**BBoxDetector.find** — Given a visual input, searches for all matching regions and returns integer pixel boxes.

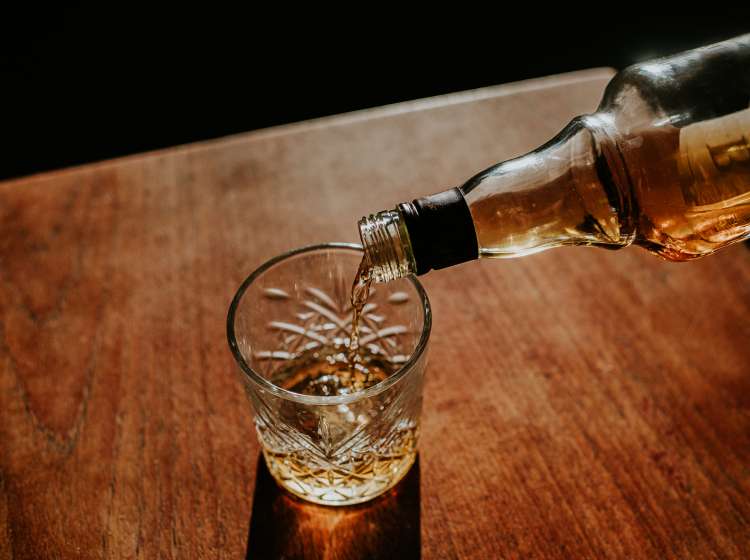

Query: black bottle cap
[398,187,479,275]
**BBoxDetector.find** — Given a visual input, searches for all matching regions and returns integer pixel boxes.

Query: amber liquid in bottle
[468,108,750,262]
[625,110,750,260]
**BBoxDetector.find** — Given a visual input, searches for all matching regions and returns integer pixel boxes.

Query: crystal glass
[227,243,431,506]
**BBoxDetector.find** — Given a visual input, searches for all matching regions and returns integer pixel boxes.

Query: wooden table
[2,68,749,559]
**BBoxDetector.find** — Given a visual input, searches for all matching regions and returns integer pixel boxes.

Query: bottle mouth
[360,188,478,281]
[358,210,415,283]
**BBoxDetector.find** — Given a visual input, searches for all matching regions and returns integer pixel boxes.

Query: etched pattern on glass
[249,284,421,505]
[254,286,413,376]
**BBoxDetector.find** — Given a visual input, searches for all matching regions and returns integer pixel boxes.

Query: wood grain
[1,68,749,559]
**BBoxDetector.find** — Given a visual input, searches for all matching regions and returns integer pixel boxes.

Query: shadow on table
[246,454,421,560]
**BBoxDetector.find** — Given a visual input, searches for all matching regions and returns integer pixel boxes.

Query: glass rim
[226,242,432,406]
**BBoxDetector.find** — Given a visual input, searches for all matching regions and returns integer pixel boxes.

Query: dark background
[2,6,748,181]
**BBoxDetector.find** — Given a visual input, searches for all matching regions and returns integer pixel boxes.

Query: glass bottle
[359,34,750,283]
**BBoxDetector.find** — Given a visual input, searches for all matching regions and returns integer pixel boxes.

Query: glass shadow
[246,454,421,560]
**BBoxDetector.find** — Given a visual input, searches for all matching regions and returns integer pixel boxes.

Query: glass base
[262,448,417,506]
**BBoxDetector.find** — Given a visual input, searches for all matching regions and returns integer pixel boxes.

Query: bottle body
[360,34,750,281]
[597,38,750,260]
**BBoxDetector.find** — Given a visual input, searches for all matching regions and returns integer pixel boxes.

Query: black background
[2,5,748,180]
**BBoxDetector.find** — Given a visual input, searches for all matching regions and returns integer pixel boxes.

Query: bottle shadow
[245,454,421,560]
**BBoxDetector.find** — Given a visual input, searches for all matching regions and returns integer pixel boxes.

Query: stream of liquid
[266,255,384,396]
[348,255,373,368]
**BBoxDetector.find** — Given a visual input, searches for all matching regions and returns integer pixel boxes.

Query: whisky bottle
[359,34,750,282]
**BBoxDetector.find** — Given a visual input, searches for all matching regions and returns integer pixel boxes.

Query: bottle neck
[359,115,635,280]
[462,116,633,258]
